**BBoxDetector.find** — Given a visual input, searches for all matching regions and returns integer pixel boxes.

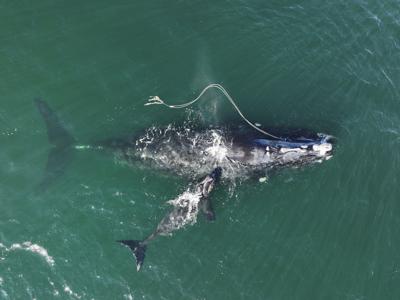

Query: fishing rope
[145,83,281,140]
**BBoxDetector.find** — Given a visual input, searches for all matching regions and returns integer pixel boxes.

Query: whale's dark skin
[98,124,333,182]
[35,99,334,271]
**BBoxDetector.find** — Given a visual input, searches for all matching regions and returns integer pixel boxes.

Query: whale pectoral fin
[199,167,222,221]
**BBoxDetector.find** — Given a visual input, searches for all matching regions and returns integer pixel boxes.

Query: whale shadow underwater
[34,99,334,271]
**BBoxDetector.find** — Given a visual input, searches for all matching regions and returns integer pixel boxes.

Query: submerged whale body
[35,99,334,271]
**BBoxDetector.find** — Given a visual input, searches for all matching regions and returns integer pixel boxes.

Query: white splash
[205,131,228,162]
[49,279,60,296]
[167,190,202,227]
[0,128,18,136]
[63,284,81,299]
[75,145,103,150]
[0,242,55,267]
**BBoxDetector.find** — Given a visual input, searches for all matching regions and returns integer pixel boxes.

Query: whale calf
[35,99,334,271]
[118,167,222,271]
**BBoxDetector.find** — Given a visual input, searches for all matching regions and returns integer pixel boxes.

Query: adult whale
[34,98,334,271]
[35,99,333,183]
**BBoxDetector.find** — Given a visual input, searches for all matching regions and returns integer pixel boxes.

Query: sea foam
[0,241,55,267]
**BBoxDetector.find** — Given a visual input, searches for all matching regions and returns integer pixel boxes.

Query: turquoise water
[1,1,400,299]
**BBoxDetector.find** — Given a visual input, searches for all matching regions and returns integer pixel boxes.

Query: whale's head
[251,133,334,167]
[313,134,334,159]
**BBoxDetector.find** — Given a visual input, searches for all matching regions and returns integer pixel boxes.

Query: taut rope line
[145,83,281,140]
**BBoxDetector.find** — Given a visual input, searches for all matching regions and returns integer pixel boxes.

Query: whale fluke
[34,99,75,190]
[117,240,147,271]
[34,99,75,147]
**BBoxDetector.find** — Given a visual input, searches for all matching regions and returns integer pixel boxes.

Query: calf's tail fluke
[34,99,76,191]
[117,240,147,272]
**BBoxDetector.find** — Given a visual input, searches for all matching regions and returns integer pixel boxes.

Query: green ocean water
[1,1,400,299]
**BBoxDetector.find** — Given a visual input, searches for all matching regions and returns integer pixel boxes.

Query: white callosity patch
[259,177,268,183]
[312,143,333,156]
[279,147,306,154]
[0,242,55,267]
